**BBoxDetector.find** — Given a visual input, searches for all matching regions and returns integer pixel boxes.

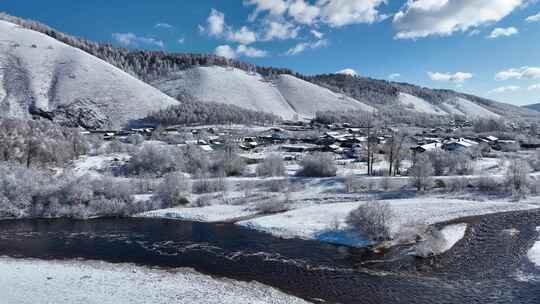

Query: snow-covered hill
[275,74,375,118]
[398,93,501,118]
[524,103,540,112]
[0,20,178,129]
[151,66,297,120]
[152,66,376,120]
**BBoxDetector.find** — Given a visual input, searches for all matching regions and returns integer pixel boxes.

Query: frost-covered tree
[347,201,394,243]
[296,153,337,177]
[505,158,531,198]
[410,154,434,191]
[256,154,286,177]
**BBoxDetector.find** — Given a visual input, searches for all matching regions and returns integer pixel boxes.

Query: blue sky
[1,0,540,105]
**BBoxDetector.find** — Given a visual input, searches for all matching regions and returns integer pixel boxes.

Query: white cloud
[215,44,268,59]
[237,45,269,57]
[393,0,523,39]
[288,0,320,25]
[528,84,540,91]
[468,29,481,36]
[203,9,258,45]
[227,26,257,44]
[310,29,324,39]
[206,9,226,36]
[244,0,289,21]
[488,85,520,94]
[215,45,237,59]
[285,39,328,55]
[262,21,300,40]
[428,71,473,83]
[336,68,358,76]
[495,67,540,80]
[178,38,185,44]
[389,73,401,79]
[112,33,164,49]
[526,12,540,22]
[487,27,518,39]
[317,0,387,27]
[244,0,387,27]
[155,22,173,29]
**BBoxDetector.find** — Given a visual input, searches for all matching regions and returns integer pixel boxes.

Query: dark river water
[0,211,539,304]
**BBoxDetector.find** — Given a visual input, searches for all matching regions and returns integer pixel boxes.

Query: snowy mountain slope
[523,103,540,112]
[275,74,376,118]
[398,93,446,116]
[151,66,376,120]
[308,74,536,120]
[442,97,500,119]
[0,20,178,129]
[397,93,501,118]
[151,66,297,120]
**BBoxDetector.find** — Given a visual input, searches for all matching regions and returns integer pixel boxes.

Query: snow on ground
[69,153,130,177]
[151,66,297,120]
[239,198,538,240]
[240,202,359,240]
[439,223,468,253]
[528,227,540,267]
[139,204,257,222]
[0,20,178,128]
[0,257,309,304]
[398,93,446,116]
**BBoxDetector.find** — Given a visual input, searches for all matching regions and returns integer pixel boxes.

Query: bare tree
[410,154,434,191]
[384,131,408,176]
[505,158,531,198]
[346,201,394,242]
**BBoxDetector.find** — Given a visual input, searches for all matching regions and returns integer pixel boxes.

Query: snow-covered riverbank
[0,257,310,304]
[139,195,539,252]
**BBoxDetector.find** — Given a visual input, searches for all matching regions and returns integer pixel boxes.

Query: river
[0,210,539,304]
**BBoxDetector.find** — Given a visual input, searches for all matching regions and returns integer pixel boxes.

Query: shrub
[154,172,191,208]
[475,176,501,193]
[256,154,286,177]
[346,201,394,243]
[127,145,183,176]
[296,153,337,177]
[446,177,470,193]
[0,162,165,219]
[255,196,289,214]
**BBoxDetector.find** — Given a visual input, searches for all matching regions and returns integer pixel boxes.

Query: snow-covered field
[0,20,178,128]
[0,257,309,304]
